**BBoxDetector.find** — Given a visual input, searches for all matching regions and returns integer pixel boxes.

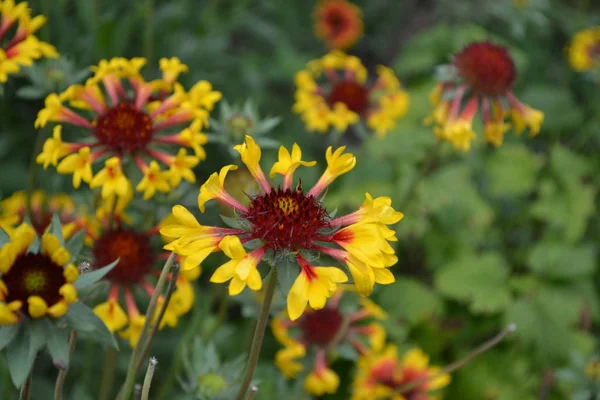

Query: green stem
[98,348,117,400]
[140,358,157,400]
[53,331,78,400]
[142,0,154,61]
[119,253,176,400]
[19,371,32,400]
[234,269,278,400]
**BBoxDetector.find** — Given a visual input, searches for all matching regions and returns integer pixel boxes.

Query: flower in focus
[314,0,363,50]
[352,346,450,400]
[567,27,600,74]
[0,223,79,323]
[426,41,544,150]
[79,196,199,347]
[293,52,409,138]
[161,136,402,321]
[0,190,83,237]
[272,290,387,396]
[0,0,58,82]
[35,57,222,199]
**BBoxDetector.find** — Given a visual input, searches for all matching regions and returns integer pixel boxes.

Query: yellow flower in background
[352,346,450,400]
[0,223,79,323]
[0,0,58,82]
[568,27,600,73]
[162,136,402,321]
[293,52,409,138]
[426,41,544,150]
[35,57,221,199]
[314,0,363,50]
[272,289,387,396]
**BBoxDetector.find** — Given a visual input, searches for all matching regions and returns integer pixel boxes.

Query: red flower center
[94,103,153,153]
[324,8,348,38]
[300,307,344,346]
[589,42,600,59]
[328,81,369,115]
[242,187,328,251]
[92,228,156,285]
[453,41,516,96]
[2,253,66,315]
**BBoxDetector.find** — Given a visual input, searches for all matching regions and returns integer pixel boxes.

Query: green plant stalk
[19,371,32,400]
[234,268,278,400]
[53,331,78,400]
[134,263,180,373]
[119,253,176,400]
[99,348,118,400]
[140,358,157,400]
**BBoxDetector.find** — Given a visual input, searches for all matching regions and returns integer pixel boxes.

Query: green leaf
[378,278,444,325]
[519,85,584,131]
[63,302,118,349]
[74,259,119,290]
[0,227,9,246]
[49,213,64,245]
[27,319,49,357]
[528,243,597,280]
[336,342,359,361]
[435,253,512,314]
[6,329,34,388]
[46,327,70,369]
[65,230,85,262]
[484,144,541,197]
[0,324,20,351]
[275,260,299,297]
[15,86,45,100]
[220,214,242,229]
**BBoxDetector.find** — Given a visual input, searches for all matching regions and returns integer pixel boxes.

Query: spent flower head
[272,289,387,396]
[0,0,58,83]
[35,57,222,200]
[313,0,363,50]
[293,51,409,138]
[161,135,403,321]
[425,41,544,150]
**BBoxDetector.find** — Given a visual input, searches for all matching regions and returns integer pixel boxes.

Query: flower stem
[19,371,32,400]
[98,347,117,400]
[392,323,517,396]
[140,357,157,400]
[119,253,176,400]
[53,331,78,400]
[26,132,45,219]
[234,268,278,400]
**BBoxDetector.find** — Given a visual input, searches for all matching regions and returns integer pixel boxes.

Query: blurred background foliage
[1,0,600,399]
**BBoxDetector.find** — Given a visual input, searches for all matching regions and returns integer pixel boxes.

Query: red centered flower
[425,40,544,149]
[94,103,153,153]
[453,42,516,96]
[314,0,363,50]
[328,80,370,115]
[272,290,388,396]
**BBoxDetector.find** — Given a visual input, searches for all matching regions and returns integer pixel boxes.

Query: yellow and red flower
[568,26,600,73]
[79,196,199,347]
[352,345,450,400]
[0,190,83,237]
[0,223,79,324]
[273,290,387,396]
[0,0,58,82]
[314,0,363,50]
[293,52,409,138]
[161,136,402,321]
[35,57,221,199]
[426,41,544,150]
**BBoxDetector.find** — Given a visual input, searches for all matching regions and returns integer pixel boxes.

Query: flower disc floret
[162,135,403,321]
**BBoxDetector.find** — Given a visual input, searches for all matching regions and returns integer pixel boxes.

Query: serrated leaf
[484,144,541,197]
[528,243,596,279]
[46,327,70,369]
[62,302,118,349]
[0,324,20,351]
[6,329,34,388]
[378,278,444,325]
[74,259,118,290]
[435,253,511,314]
[49,213,64,245]
[65,230,85,262]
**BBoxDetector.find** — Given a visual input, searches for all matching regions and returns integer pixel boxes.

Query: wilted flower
[426,41,544,149]
[0,0,58,82]
[161,135,402,321]
[352,346,450,400]
[78,194,199,347]
[35,57,221,199]
[0,190,83,237]
[314,0,363,50]
[567,27,600,74]
[272,290,387,396]
[293,51,409,138]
